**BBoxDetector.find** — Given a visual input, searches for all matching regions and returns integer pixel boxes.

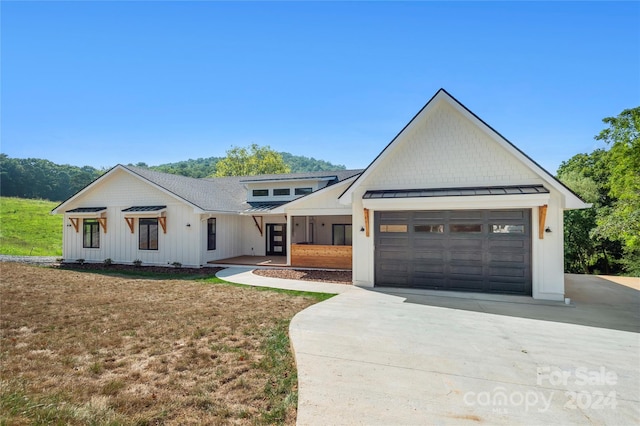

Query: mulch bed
[56,262,223,276]
[253,269,352,285]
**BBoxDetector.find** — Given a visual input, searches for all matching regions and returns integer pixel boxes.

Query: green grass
[258,319,300,423]
[0,197,63,256]
[57,266,336,303]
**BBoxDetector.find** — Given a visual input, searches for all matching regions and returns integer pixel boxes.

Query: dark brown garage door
[375,210,531,295]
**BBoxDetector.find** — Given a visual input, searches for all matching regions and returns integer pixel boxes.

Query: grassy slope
[0,197,62,256]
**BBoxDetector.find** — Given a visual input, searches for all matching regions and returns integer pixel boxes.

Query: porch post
[286,214,292,266]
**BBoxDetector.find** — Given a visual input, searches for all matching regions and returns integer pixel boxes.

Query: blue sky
[2,1,639,174]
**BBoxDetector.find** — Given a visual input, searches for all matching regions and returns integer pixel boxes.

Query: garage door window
[450,224,482,233]
[491,224,525,233]
[380,224,408,233]
[414,224,444,233]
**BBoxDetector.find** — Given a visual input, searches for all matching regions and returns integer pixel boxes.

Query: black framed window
[253,189,269,197]
[83,219,100,248]
[273,188,290,196]
[332,224,352,246]
[139,218,159,250]
[295,187,312,195]
[207,218,216,250]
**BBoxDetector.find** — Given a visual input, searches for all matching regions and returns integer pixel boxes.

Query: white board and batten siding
[62,168,201,267]
[201,214,244,263]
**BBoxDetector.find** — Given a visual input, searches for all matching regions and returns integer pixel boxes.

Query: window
[139,218,159,250]
[295,187,312,195]
[333,224,352,245]
[379,224,408,233]
[273,188,290,196]
[450,224,482,233]
[207,218,216,250]
[491,224,524,234]
[253,189,269,197]
[414,224,444,233]
[83,219,100,248]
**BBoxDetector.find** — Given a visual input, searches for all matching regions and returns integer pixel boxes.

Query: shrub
[132,259,142,267]
[103,258,113,267]
[76,258,85,265]
[171,262,182,268]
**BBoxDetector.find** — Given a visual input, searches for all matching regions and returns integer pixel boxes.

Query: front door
[266,223,287,256]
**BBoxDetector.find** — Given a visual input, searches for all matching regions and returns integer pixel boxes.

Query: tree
[593,107,640,260]
[558,160,622,274]
[214,144,290,177]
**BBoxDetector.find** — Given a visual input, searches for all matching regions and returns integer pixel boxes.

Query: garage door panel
[450,251,483,261]
[489,253,526,263]
[489,266,526,278]
[378,238,409,247]
[450,210,483,220]
[489,281,526,293]
[450,239,484,250]
[413,251,445,261]
[413,265,446,275]
[413,238,446,248]
[375,209,531,295]
[380,251,410,261]
[413,211,446,220]
[410,278,447,289]
[488,210,527,220]
[449,278,484,291]
[378,211,410,221]
[488,239,527,250]
[450,264,484,275]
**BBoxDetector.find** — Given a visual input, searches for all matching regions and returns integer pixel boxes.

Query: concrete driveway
[290,274,640,425]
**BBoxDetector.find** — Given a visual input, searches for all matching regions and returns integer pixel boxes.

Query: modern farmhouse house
[52,89,587,301]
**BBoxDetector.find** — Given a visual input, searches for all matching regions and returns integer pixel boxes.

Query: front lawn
[0,263,324,425]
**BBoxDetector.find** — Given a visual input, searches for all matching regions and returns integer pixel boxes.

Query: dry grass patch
[0,263,321,425]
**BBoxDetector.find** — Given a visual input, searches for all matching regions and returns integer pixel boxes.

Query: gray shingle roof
[123,165,363,213]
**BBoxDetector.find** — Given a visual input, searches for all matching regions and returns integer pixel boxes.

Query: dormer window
[295,187,313,195]
[253,189,269,197]
[274,188,291,196]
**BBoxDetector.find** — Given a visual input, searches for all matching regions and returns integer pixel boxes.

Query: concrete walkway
[217,268,640,425]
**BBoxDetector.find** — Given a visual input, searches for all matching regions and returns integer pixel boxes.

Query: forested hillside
[0,152,346,202]
[0,155,102,202]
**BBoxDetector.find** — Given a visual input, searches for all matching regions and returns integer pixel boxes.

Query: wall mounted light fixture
[545,226,551,233]
[360,226,365,232]
[186,223,191,227]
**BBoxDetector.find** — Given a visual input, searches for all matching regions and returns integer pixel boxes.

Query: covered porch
[289,214,353,270]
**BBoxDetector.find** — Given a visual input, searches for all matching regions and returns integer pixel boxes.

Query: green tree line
[0,155,103,202]
[0,150,346,202]
[558,107,639,276]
